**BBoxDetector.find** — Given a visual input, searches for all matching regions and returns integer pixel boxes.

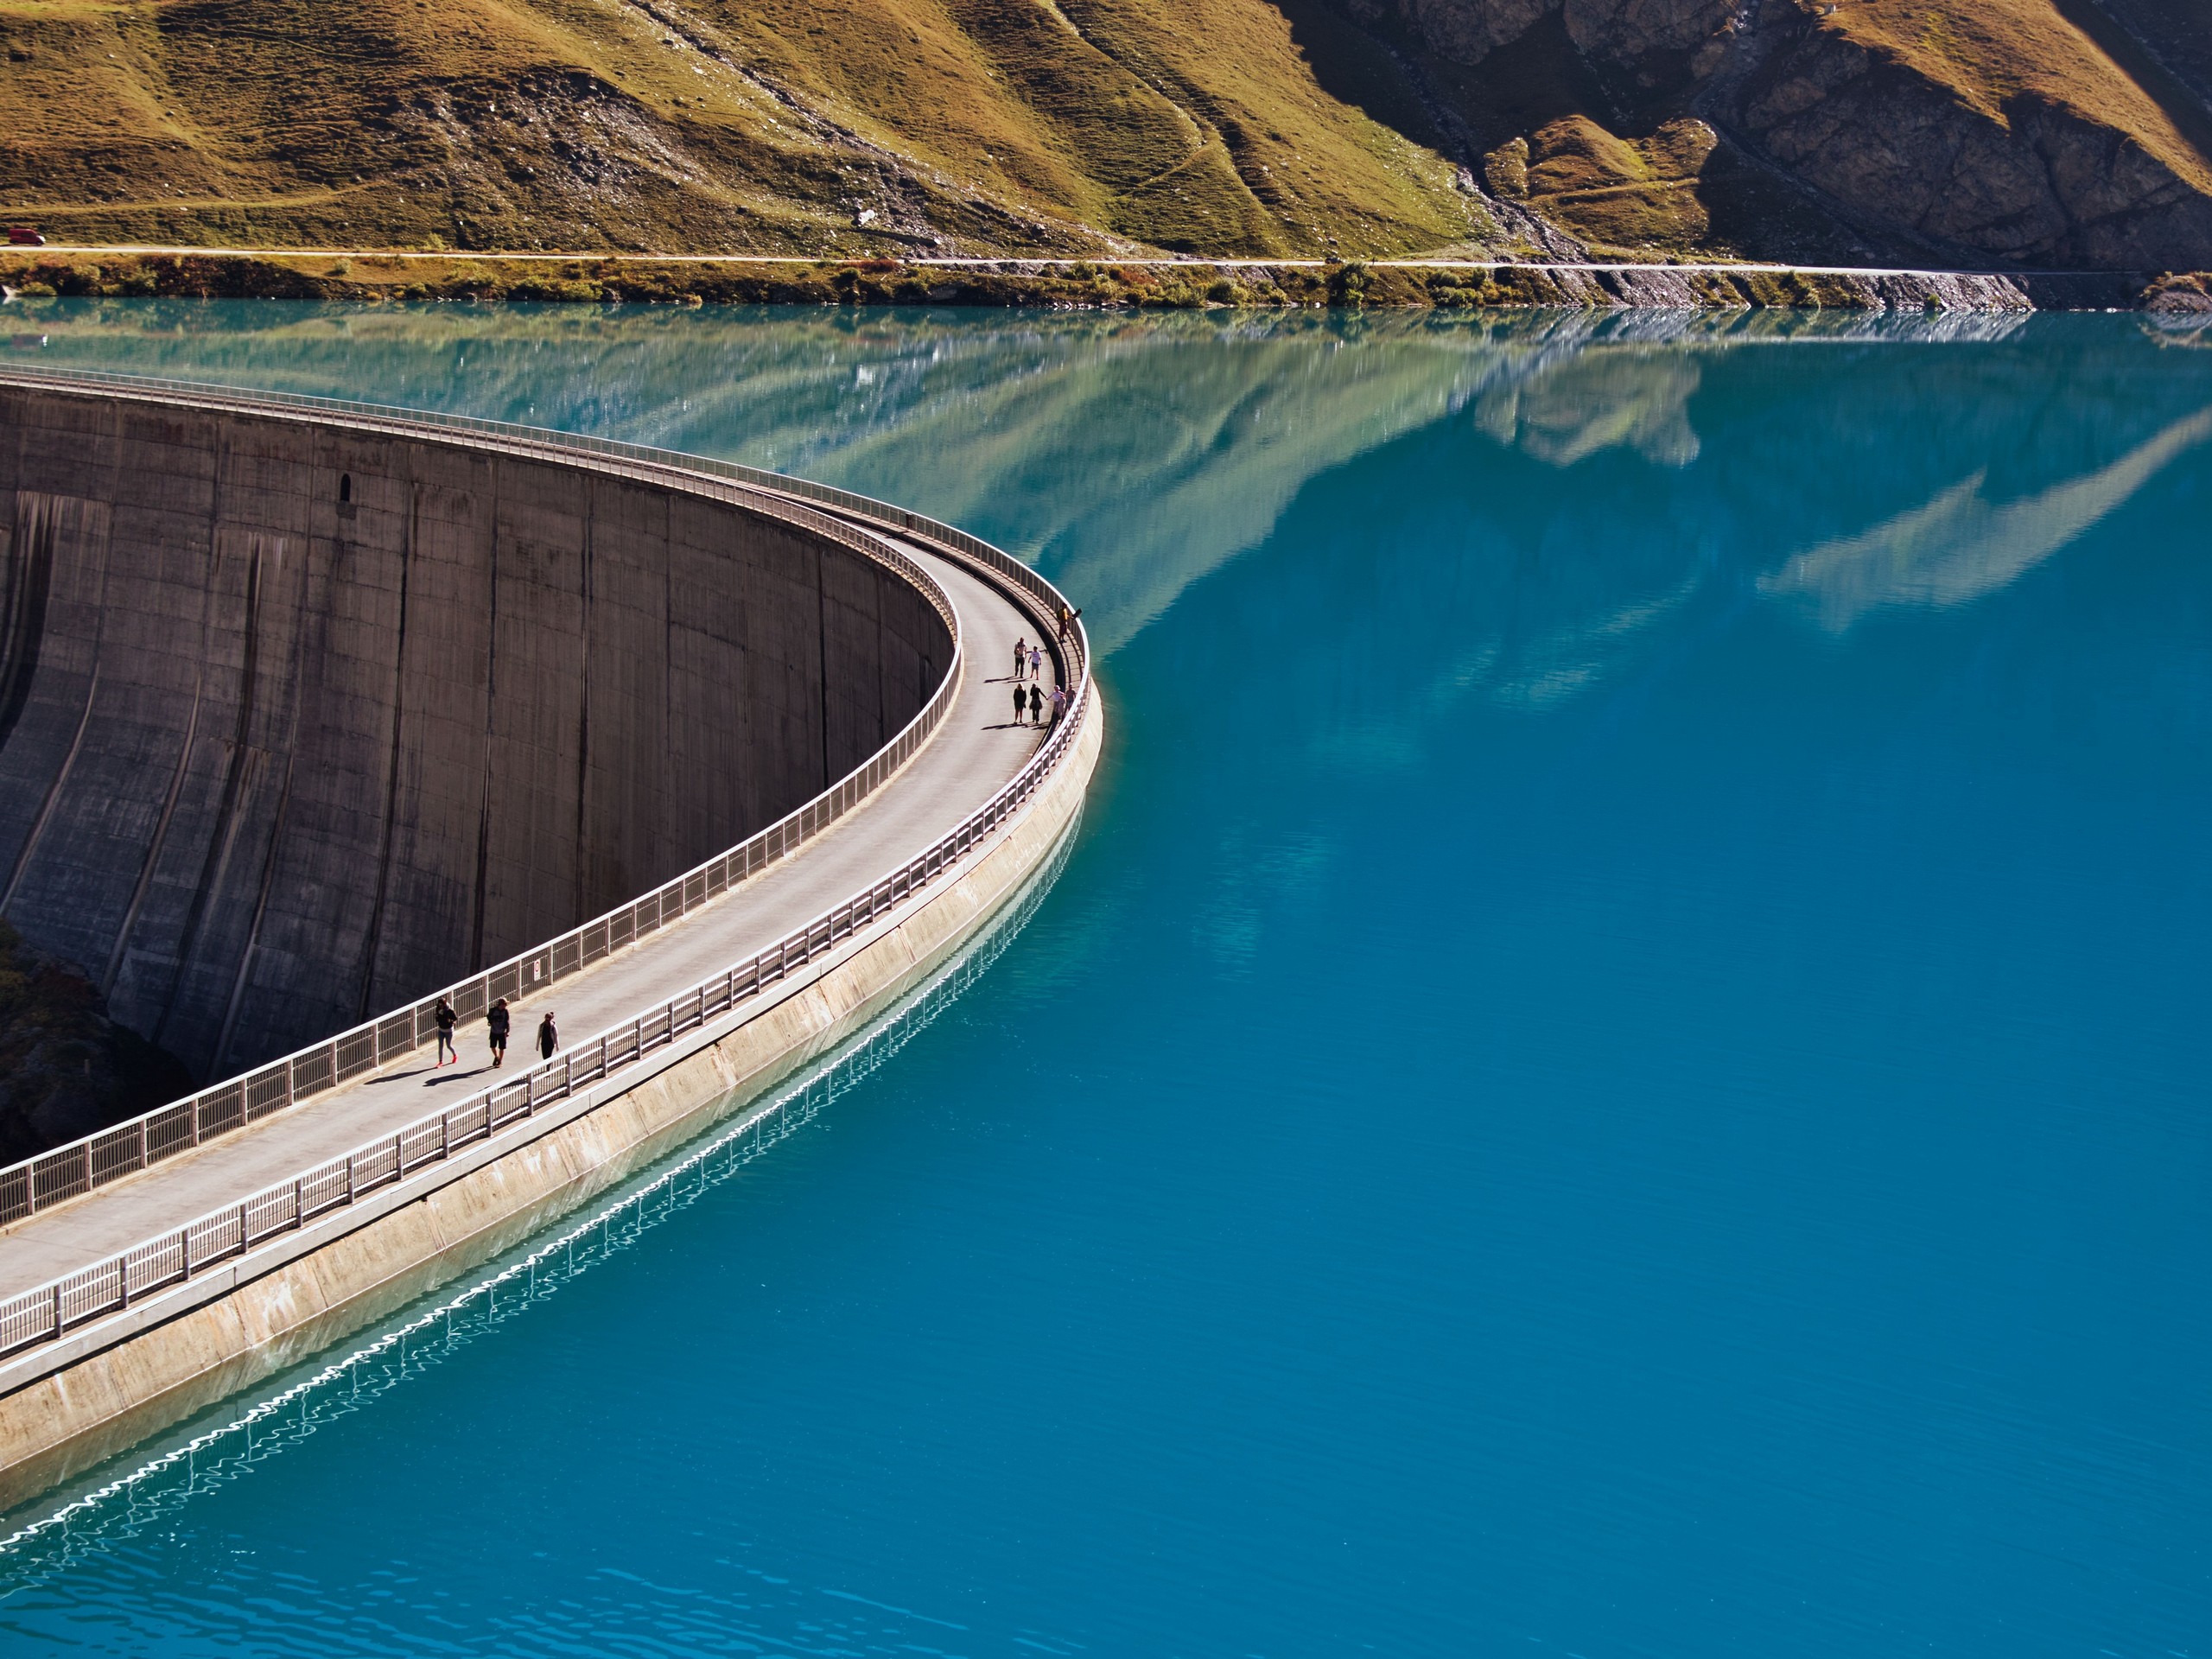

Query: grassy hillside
[0,0,1491,257]
[3,0,2209,267]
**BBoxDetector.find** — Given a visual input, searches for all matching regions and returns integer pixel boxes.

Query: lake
[0,300,2206,1656]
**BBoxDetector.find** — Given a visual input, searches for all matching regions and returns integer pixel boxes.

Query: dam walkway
[0,534,1058,1304]
[0,375,1096,1391]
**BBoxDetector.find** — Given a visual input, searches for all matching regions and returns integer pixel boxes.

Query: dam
[0,367,1101,1510]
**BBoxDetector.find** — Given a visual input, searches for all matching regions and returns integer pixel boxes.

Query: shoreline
[4,250,2208,314]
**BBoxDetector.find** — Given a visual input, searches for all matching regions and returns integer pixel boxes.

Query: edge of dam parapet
[0,373,1103,1512]
[0,368,967,1224]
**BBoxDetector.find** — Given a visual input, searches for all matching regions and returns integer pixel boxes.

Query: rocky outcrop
[1343,0,2212,271]
[1727,14,2212,272]
[1352,0,1733,74]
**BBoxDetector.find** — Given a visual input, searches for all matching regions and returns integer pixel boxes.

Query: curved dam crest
[0,383,952,1087]
[0,371,1101,1515]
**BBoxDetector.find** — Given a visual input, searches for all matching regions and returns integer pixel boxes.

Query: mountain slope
[0,0,1488,256]
[1356,0,2212,269]
[3,0,2210,269]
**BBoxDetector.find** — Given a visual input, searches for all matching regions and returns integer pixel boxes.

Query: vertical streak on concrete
[1,664,100,917]
[154,536,270,1058]
[816,543,831,790]
[213,534,314,1075]
[355,483,417,1021]
[469,465,501,973]
[211,748,297,1077]
[572,476,594,924]
[0,495,58,756]
[105,465,226,999]
[106,658,207,997]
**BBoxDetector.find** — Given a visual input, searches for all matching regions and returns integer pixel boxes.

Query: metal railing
[0,369,979,1226]
[0,367,1093,1363]
[0,584,1089,1365]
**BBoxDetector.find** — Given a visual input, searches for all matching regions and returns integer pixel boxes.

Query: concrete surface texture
[0,385,952,1084]
[0,380,1101,1512]
[0,534,1057,1299]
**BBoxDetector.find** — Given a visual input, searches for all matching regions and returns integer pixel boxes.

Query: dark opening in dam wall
[0,384,953,1093]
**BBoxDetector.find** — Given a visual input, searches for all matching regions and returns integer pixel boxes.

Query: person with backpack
[434,996,458,1067]
[486,998,512,1068]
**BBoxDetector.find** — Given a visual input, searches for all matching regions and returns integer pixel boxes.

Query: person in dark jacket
[434,997,457,1067]
[1028,683,1044,725]
[486,998,511,1068]
[1013,682,1027,725]
[537,1011,559,1061]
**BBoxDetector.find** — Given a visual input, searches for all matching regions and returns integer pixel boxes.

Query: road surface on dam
[0,532,1052,1297]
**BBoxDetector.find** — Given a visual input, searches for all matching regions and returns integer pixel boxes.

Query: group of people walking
[1008,635,1069,728]
[433,995,559,1071]
[421,607,1093,1072]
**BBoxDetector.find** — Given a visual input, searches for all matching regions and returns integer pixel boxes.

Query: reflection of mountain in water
[1763,408,2212,631]
[1475,350,1703,468]
[18,303,2199,699]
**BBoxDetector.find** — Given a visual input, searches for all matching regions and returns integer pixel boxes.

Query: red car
[7,226,44,246]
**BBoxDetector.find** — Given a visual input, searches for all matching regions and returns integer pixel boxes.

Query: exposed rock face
[1731,18,2212,270]
[1357,0,1733,71]
[1345,0,2212,270]
[1560,0,1738,81]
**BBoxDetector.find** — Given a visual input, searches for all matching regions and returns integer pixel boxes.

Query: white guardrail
[0,368,1093,1361]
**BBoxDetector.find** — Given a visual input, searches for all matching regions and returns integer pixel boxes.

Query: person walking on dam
[1013,681,1027,725]
[1028,683,1044,726]
[1028,644,1044,682]
[1012,638,1027,682]
[486,998,511,1069]
[434,997,457,1067]
[537,1012,559,1062]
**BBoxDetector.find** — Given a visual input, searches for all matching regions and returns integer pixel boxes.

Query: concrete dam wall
[0,384,953,1086]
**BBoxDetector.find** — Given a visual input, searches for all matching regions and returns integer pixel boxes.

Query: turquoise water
[1,303,2208,1656]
